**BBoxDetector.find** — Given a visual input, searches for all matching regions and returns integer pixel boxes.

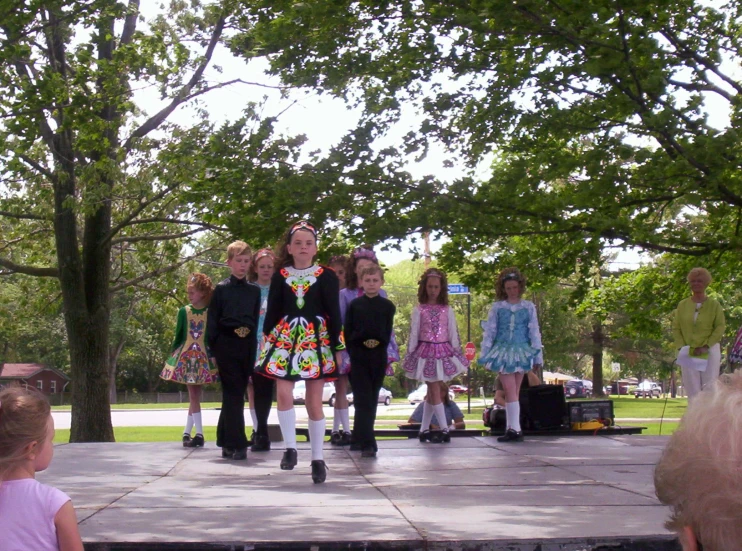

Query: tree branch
[110,228,204,245]
[0,257,58,277]
[0,210,49,221]
[123,11,228,149]
[103,183,180,244]
[17,152,57,183]
[120,217,228,232]
[119,0,139,45]
[109,248,218,293]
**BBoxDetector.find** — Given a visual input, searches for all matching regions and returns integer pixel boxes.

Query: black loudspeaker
[520,384,567,430]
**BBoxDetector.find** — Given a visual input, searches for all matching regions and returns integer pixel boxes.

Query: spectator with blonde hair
[672,267,725,401]
[655,370,742,550]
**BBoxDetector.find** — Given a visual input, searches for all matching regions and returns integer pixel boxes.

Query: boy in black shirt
[346,265,396,457]
[207,241,261,460]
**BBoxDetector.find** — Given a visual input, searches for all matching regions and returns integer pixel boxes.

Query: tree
[235,0,742,269]
[0,1,345,441]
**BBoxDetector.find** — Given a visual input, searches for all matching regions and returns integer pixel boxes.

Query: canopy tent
[542,371,576,384]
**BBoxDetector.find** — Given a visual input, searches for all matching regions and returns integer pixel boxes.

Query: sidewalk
[41,435,677,550]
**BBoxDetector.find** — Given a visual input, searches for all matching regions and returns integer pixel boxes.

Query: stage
[41,435,679,550]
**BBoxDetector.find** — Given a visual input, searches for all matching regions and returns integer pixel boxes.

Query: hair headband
[503,272,519,281]
[353,248,377,262]
[289,220,317,239]
[255,248,275,261]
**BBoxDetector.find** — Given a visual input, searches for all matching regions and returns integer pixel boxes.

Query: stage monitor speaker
[520,384,567,430]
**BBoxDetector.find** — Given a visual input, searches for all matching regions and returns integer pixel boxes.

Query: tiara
[255,248,274,261]
[353,248,377,261]
[289,220,317,238]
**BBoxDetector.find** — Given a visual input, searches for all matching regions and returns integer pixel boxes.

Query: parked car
[408,384,455,404]
[449,385,468,395]
[347,387,393,406]
[292,381,337,406]
[564,379,593,398]
[634,381,662,398]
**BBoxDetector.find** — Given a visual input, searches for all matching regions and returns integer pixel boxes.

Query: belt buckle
[363,339,380,349]
[234,327,251,338]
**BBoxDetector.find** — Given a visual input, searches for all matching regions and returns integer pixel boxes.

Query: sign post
[464,342,476,413]
[448,284,472,412]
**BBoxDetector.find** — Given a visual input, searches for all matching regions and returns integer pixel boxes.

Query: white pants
[681,343,721,401]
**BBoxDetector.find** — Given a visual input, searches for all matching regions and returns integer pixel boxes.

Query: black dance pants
[251,372,275,437]
[214,335,255,450]
[349,350,387,451]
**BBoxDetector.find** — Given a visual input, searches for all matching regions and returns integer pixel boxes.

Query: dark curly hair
[417,268,448,305]
[495,267,526,301]
[346,245,379,290]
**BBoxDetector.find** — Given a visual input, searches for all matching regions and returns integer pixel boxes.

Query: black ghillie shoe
[340,431,352,446]
[246,430,255,447]
[429,431,443,443]
[186,434,205,448]
[311,460,327,483]
[182,434,192,447]
[329,431,342,446]
[250,433,271,452]
[280,448,298,470]
[441,430,451,443]
[497,429,524,443]
[221,447,235,459]
[418,430,431,442]
[361,448,377,458]
[231,448,248,460]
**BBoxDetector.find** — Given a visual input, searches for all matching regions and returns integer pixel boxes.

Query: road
[52,399,487,429]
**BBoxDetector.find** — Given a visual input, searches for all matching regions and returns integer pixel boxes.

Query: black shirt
[345,294,396,351]
[207,275,261,349]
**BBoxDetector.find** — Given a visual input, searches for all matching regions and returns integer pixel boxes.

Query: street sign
[448,284,469,294]
[464,342,476,361]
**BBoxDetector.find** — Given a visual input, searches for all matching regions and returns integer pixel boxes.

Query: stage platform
[41,435,679,551]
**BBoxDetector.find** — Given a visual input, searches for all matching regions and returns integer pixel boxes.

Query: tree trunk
[592,321,605,398]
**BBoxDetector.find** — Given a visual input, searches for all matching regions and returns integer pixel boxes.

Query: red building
[0,363,71,395]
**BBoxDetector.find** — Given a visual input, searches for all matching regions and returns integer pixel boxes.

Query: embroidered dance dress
[256,265,345,381]
[402,304,469,382]
[255,283,270,363]
[160,305,219,384]
[478,300,543,373]
[339,287,400,376]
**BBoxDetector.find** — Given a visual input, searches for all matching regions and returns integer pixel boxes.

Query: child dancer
[160,273,217,448]
[247,248,277,452]
[478,267,543,442]
[346,265,396,457]
[328,255,349,290]
[336,246,399,448]
[0,387,84,551]
[403,268,469,443]
[256,220,345,483]
[206,241,262,460]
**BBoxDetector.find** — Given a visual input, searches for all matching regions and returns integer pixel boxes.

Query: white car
[292,380,337,406]
[347,387,393,406]
[408,384,455,404]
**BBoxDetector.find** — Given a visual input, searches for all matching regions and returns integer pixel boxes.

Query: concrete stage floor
[40,435,680,550]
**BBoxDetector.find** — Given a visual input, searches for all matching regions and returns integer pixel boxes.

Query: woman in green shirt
[672,267,725,401]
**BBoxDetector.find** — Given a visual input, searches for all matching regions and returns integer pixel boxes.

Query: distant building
[0,363,70,395]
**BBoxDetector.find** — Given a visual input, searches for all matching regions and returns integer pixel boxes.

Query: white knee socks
[184,415,194,435]
[192,412,203,435]
[432,403,447,431]
[309,418,326,460]
[278,408,297,449]
[333,408,341,432]
[421,401,434,431]
[339,408,350,433]
[249,408,258,432]
[505,401,522,433]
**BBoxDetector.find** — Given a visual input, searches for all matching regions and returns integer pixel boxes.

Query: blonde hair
[226,240,251,261]
[687,267,712,286]
[0,386,51,479]
[654,370,742,549]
